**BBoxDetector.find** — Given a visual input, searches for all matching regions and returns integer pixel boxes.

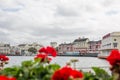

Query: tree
[55,47,58,52]
[28,47,37,54]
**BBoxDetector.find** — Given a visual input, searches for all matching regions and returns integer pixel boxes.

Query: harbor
[5,56,110,73]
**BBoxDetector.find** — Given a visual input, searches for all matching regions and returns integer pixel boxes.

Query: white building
[50,42,57,48]
[0,42,10,54]
[10,46,21,55]
[18,42,43,55]
[98,32,120,58]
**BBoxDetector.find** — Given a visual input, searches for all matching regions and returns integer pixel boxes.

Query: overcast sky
[0,0,120,46]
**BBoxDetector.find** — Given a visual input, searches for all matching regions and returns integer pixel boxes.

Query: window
[67,47,69,50]
[90,46,92,49]
[113,43,118,48]
[114,39,117,41]
[96,45,98,48]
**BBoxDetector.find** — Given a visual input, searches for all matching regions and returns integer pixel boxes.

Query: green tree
[55,47,58,52]
[28,47,37,54]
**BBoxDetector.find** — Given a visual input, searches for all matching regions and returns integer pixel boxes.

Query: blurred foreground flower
[107,49,120,80]
[38,46,57,57]
[52,66,83,80]
[34,46,56,63]
[0,55,9,69]
[0,75,16,80]
[34,53,52,63]
[107,49,120,66]
[0,55,9,62]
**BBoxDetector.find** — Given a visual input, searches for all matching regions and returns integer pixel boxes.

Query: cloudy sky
[0,0,120,46]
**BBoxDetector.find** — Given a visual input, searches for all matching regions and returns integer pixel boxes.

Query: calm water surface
[5,56,110,73]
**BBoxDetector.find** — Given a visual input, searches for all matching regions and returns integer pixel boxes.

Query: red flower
[59,66,73,80]
[0,55,9,61]
[107,49,120,65]
[34,53,52,63]
[70,69,83,78]
[9,77,16,80]
[38,46,57,57]
[34,53,48,62]
[52,70,62,80]
[39,47,47,53]
[0,75,8,80]
[52,67,71,80]
[46,46,57,57]
[0,75,16,80]
[35,46,57,63]
[52,66,83,80]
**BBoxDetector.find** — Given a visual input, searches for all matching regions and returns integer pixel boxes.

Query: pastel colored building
[0,42,10,54]
[98,32,120,58]
[88,40,101,53]
[58,43,74,54]
[73,38,89,53]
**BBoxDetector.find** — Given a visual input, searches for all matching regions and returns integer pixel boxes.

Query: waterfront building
[50,42,57,48]
[98,32,120,58]
[58,43,74,54]
[18,42,43,55]
[0,42,10,54]
[18,43,26,50]
[10,46,21,55]
[73,37,89,54]
[88,40,101,53]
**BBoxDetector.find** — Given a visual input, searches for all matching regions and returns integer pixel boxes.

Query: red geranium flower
[39,47,47,53]
[107,49,120,65]
[34,53,52,63]
[38,46,57,57]
[9,77,16,80]
[0,75,16,80]
[59,66,73,80]
[52,66,83,80]
[0,55,9,61]
[70,69,83,78]
[34,53,48,62]
[46,46,57,57]
[0,75,8,80]
[52,67,71,80]
[35,46,57,63]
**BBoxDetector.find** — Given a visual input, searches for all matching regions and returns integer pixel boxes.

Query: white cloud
[0,0,120,46]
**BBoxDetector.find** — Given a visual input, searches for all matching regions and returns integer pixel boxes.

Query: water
[4,56,111,73]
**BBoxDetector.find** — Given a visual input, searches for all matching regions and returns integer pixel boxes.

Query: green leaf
[0,66,20,76]
[21,60,33,67]
[84,72,98,80]
[47,64,60,71]
[92,67,111,80]
[34,58,41,62]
